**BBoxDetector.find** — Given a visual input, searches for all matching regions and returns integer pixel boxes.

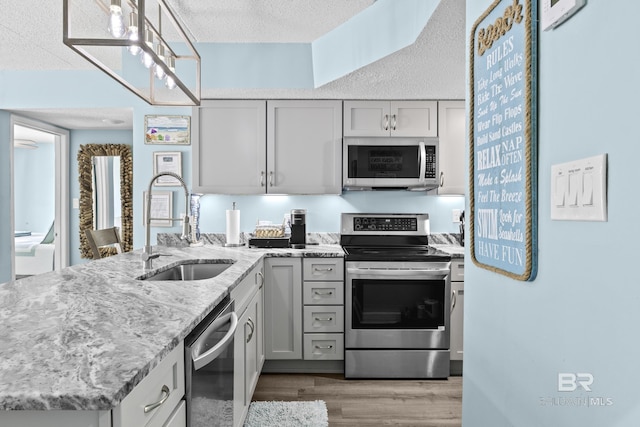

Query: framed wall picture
[144,115,191,145]
[153,151,182,186]
[143,191,173,227]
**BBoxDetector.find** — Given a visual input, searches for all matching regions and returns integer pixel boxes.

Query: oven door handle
[191,312,238,370]
[347,267,449,279]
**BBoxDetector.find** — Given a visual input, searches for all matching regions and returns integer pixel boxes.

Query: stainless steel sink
[138,260,235,281]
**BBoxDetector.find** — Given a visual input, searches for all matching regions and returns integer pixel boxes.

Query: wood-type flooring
[252,373,462,426]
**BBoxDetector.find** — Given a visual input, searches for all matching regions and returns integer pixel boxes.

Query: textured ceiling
[0,0,466,130]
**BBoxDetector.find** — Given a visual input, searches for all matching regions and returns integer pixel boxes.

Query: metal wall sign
[469,0,538,281]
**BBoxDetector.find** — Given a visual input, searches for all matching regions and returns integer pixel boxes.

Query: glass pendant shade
[165,55,177,89]
[154,44,166,80]
[107,0,125,38]
[127,12,141,55]
[141,29,155,69]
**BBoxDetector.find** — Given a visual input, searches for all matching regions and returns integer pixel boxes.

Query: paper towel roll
[226,209,240,245]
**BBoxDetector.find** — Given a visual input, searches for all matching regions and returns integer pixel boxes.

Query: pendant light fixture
[63,0,201,106]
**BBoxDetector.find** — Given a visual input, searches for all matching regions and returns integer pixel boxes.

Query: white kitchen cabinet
[343,100,437,137]
[264,258,302,360]
[267,100,342,194]
[232,261,264,427]
[302,258,344,361]
[192,100,267,194]
[450,260,464,368]
[437,100,466,195]
[113,342,185,427]
[192,99,342,195]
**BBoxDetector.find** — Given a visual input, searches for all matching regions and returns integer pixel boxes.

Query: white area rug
[244,400,328,427]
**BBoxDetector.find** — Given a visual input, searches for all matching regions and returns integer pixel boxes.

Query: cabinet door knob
[440,171,445,187]
[260,171,265,187]
[391,114,397,130]
[269,171,274,187]
[383,114,389,131]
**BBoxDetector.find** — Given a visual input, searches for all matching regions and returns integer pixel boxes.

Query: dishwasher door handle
[191,312,238,370]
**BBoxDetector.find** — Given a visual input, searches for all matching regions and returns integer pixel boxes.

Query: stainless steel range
[341,213,452,379]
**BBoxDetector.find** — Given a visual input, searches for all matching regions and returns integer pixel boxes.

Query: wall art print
[469,0,538,281]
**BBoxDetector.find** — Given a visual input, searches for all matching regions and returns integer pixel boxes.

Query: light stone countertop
[0,244,343,411]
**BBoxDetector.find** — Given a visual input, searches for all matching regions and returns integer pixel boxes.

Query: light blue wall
[463,2,640,426]
[195,192,463,234]
[14,143,55,233]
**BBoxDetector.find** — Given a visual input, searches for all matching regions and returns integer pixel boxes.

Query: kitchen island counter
[0,244,343,412]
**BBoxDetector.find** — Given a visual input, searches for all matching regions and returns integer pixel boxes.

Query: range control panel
[353,216,418,232]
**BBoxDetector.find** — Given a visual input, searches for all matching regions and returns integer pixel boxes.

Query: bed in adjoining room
[14,224,55,278]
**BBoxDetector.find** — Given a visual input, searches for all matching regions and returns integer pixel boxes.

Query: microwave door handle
[418,141,427,184]
[191,312,238,370]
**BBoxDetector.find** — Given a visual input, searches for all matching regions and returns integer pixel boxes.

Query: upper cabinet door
[192,100,267,194]
[391,101,438,137]
[343,101,391,137]
[267,100,342,195]
[343,101,437,137]
[437,100,466,195]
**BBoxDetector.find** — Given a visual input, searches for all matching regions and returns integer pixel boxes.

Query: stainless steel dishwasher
[185,296,237,427]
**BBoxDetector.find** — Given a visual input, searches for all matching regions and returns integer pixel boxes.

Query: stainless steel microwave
[343,137,440,190]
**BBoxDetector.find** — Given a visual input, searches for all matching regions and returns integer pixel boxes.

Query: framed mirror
[78,144,133,258]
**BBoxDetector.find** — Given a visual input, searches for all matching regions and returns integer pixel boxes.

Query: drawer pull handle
[314,267,333,272]
[144,384,170,413]
[315,317,333,322]
[315,345,334,350]
[314,290,333,296]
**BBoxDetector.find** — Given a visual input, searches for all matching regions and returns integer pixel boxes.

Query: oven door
[345,261,451,349]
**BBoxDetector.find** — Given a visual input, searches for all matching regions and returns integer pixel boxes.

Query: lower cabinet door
[163,400,186,427]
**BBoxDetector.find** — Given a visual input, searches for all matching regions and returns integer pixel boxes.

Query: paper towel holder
[224,202,244,247]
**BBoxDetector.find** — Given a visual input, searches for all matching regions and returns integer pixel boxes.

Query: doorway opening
[11,116,69,279]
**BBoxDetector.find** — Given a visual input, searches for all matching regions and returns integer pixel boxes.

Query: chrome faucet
[142,171,192,269]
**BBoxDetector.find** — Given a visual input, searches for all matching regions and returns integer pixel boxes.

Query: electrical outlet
[452,209,461,223]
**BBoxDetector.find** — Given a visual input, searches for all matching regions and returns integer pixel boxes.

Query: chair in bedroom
[85,227,123,259]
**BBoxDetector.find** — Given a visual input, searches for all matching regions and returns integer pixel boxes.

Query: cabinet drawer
[113,342,185,427]
[451,260,464,282]
[231,262,263,315]
[303,333,344,360]
[303,306,344,333]
[303,258,344,281]
[303,281,344,305]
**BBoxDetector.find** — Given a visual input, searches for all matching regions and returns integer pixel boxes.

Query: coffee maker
[290,209,306,249]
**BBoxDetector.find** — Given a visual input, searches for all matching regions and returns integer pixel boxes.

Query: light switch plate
[452,209,461,223]
[551,154,607,221]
